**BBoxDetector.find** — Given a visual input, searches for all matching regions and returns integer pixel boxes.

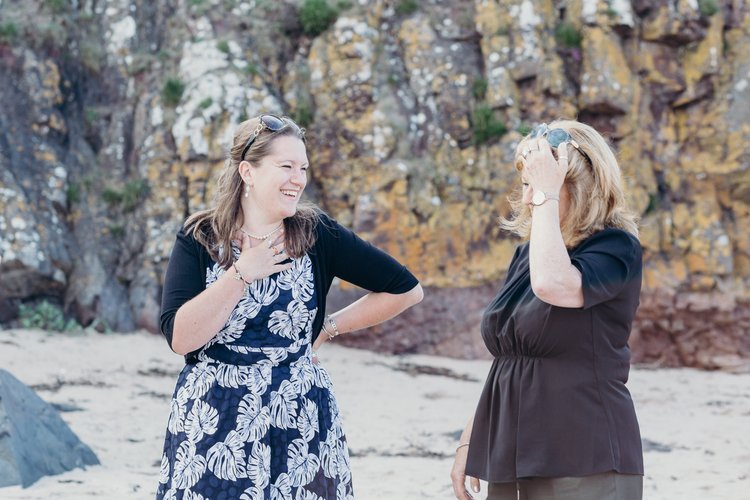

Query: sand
[0,328,748,499]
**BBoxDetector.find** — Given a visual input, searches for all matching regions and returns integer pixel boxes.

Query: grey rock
[0,369,99,488]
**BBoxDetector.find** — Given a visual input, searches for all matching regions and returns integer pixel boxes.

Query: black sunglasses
[528,123,591,163]
[240,114,294,161]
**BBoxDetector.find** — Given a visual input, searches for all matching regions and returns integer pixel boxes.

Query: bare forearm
[529,203,583,307]
[332,284,423,334]
[460,414,474,443]
[314,284,423,349]
[172,271,245,355]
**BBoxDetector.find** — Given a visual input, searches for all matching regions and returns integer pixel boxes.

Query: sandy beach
[0,328,748,499]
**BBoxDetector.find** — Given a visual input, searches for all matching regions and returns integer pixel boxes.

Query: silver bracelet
[456,443,470,453]
[321,322,335,340]
[325,315,340,338]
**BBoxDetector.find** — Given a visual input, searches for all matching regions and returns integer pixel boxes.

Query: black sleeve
[159,227,206,349]
[570,228,642,310]
[322,216,419,293]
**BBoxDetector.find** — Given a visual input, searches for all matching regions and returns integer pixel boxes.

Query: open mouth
[281,189,299,199]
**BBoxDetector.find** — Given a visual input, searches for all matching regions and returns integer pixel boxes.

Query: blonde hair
[185,116,320,268]
[500,119,639,248]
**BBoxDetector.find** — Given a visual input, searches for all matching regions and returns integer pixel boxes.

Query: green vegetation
[66,183,81,205]
[162,78,186,106]
[19,300,80,332]
[0,22,18,43]
[238,110,249,123]
[101,179,150,212]
[698,0,719,16]
[217,40,230,54]
[555,22,582,49]
[644,193,660,215]
[80,38,104,73]
[395,0,419,16]
[293,101,314,128]
[199,97,214,109]
[472,77,488,100]
[108,224,125,238]
[516,123,532,136]
[336,0,353,10]
[46,0,68,14]
[604,7,619,18]
[299,0,339,37]
[244,62,259,76]
[473,105,507,145]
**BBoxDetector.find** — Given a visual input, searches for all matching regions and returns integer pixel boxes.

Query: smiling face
[240,134,309,224]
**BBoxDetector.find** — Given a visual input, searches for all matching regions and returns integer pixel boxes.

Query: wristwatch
[531,191,559,206]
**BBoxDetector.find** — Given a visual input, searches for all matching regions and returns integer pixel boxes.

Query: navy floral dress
[156,248,353,500]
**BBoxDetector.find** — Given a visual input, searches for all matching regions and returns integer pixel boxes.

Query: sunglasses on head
[529,123,590,163]
[240,114,295,161]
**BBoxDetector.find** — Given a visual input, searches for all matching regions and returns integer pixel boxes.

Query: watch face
[532,191,545,206]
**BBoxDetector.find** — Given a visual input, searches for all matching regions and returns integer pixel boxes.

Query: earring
[244,183,250,198]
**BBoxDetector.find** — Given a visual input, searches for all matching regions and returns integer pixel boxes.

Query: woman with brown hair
[450,120,644,499]
[156,114,423,499]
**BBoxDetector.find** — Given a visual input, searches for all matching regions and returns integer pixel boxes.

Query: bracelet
[456,443,470,453]
[322,323,335,340]
[232,263,251,287]
[325,315,340,338]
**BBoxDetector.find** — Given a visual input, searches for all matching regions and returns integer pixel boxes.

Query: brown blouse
[465,228,644,483]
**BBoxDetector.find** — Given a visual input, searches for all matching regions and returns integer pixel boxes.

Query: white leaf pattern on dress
[336,482,354,500]
[270,379,298,429]
[277,257,314,303]
[167,396,186,435]
[312,362,334,391]
[172,440,206,490]
[246,276,280,317]
[206,430,247,481]
[159,453,170,484]
[289,356,315,395]
[336,440,352,485]
[246,441,271,489]
[320,431,341,480]
[296,489,325,500]
[271,472,292,500]
[240,485,265,500]
[205,262,223,287]
[215,364,252,389]
[236,392,271,442]
[162,488,177,500]
[296,397,319,443]
[287,438,320,487]
[185,400,219,443]
[184,362,217,400]
[268,300,310,340]
[184,490,206,500]
[213,309,248,345]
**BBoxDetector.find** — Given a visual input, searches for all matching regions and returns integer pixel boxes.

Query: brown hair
[501,119,639,248]
[184,115,320,268]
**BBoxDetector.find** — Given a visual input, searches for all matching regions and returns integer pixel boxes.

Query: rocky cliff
[0,0,747,370]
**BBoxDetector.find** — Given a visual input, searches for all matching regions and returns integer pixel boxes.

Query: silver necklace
[239,222,283,240]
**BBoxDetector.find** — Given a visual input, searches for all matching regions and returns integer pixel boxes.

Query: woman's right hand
[451,446,480,499]
[234,231,293,282]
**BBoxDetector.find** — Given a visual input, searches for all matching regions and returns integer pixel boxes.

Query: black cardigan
[159,213,419,363]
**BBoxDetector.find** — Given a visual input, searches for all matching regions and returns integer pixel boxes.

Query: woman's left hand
[521,138,569,195]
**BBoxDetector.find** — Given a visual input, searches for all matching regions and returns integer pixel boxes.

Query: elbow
[530,276,554,302]
[407,283,424,306]
[171,338,190,356]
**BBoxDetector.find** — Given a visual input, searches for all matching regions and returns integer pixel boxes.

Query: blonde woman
[451,120,643,500]
[157,114,423,499]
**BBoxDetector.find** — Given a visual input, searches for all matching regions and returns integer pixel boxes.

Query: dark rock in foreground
[0,369,99,488]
